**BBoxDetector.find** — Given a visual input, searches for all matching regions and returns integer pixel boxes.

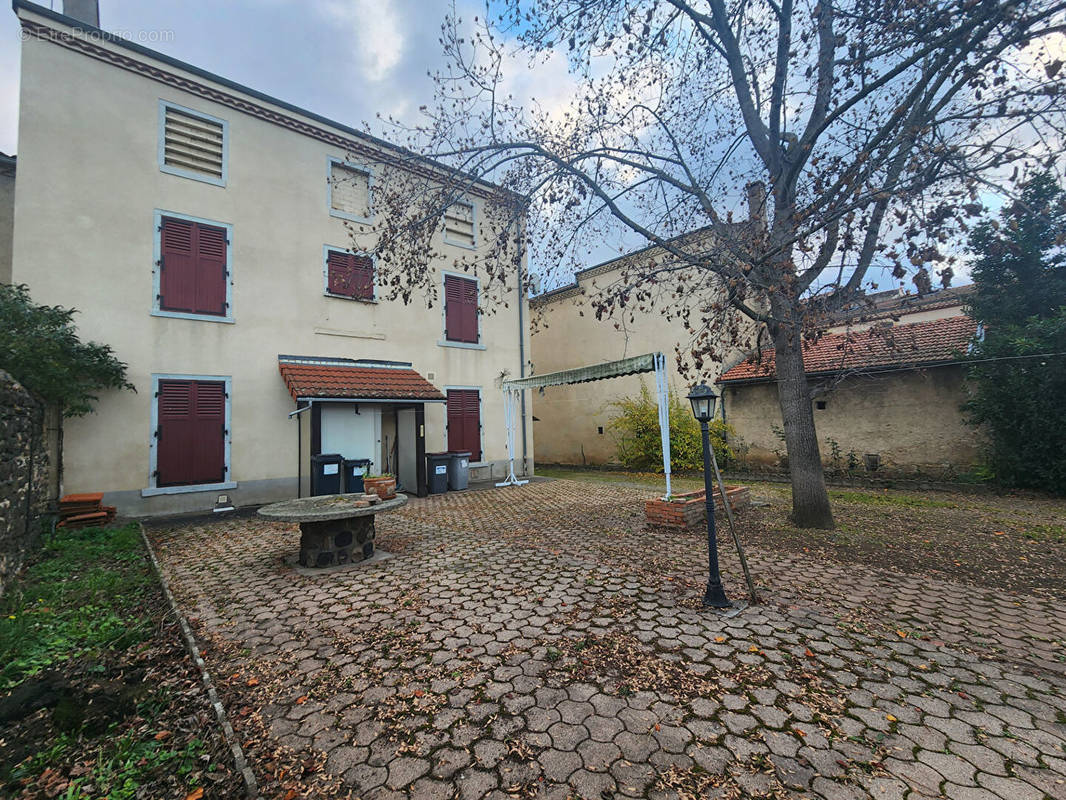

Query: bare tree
[350,0,1066,528]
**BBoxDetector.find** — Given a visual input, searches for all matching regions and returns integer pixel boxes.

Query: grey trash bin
[311,453,343,496]
[426,452,450,494]
[447,451,471,491]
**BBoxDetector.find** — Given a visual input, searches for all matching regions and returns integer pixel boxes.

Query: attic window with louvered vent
[159,101,227,186]
[443,201,476,249]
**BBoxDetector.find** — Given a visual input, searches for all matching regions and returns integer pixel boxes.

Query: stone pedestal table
[257,493,408,568]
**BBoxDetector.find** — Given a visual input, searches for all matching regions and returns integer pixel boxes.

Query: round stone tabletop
[258,493,408,523]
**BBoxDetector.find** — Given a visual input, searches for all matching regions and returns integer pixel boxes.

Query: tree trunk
[772,319,835,529]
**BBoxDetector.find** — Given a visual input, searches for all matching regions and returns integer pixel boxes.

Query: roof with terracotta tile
[719,315,978,384]
[278,356,445,402]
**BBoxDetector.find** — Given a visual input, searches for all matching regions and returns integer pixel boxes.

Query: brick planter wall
[645,485,751,530]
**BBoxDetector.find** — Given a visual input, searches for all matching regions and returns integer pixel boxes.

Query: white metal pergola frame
[497,352,674,497]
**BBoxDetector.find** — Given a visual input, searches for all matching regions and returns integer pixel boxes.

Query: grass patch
[828,490,956,509]
[1022,524,1066,542]
[0,524,153,690]
[0,524,240,797]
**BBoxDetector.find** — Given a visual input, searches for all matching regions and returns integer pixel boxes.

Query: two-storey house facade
[9,1,532,516]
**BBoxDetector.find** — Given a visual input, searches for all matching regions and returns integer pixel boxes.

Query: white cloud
[313,0,405,83]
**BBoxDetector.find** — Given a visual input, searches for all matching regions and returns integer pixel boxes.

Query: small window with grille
[159,101,227,186]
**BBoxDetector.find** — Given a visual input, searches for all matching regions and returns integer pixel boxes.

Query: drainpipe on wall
[289,401,312,497]
[518,264,528,474]
[719,388,728,444]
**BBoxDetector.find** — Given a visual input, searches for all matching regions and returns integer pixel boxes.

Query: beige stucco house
[530,233,756,465]
[8,0,532,516]
[532,219,980,475]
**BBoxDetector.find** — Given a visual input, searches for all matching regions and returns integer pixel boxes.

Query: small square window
[329,159,373,222]
[816,400,827,410]
[443,201,476,248]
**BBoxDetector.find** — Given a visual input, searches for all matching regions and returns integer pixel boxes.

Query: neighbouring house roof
[278,356,446,403]
[0,152,14,177]
[12,0,515,202]
[821,284,974,325]
[719,315,978,385]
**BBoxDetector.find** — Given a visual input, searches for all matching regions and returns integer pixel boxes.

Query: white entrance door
[397,408,417,491]
[321,404,381,469]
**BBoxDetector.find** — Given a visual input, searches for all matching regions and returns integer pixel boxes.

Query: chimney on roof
[746,181,767,233]
[64,0,99,28]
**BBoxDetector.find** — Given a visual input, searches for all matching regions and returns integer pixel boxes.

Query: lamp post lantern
[687,384,731,609]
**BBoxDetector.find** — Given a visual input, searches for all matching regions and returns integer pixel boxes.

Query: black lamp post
[687,384,731,609]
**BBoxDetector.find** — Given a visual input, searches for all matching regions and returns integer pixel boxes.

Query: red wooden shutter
[195,223,228,315]
[159,217,227,316]
[156,380,226,486]
[445,275,478,343]
[327,250,374,299]
[159,217,196,313]
[351,254,374,299]
[327,250,353,296]
[446,389,481,461]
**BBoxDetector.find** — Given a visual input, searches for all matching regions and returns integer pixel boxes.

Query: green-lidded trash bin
[426,452,450,494]
[447,451,471,491]
[311,453,343,496]
[343,458,373,493]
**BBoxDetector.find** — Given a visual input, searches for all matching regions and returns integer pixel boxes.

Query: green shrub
[607,382,735,472]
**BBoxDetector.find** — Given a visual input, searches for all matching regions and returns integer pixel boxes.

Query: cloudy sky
[0,1,986,291]
[0,0,468,155]
[0,0,633,280]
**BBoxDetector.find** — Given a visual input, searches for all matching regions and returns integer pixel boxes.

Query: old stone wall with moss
[722,365,980,478]
[0,370,48,596]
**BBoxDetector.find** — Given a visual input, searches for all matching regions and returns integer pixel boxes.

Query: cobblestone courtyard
[149,481,1066,799]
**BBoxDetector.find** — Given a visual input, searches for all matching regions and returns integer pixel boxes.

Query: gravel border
[139,524,259,798]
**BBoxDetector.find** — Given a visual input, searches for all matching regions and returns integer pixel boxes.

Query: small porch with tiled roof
[278,355,447,498]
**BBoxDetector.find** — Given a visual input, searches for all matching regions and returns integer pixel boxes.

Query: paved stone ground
[149,481,1066,799]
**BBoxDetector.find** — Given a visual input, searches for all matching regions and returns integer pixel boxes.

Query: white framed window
[323,245,376,302]
[443,200,477,249]
[158,100,228,187]
[328,157,374,223]
[439,269,486,350]
[152,209,235,324]
[142,373,235,497]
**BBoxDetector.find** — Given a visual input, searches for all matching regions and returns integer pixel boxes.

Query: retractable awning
[501,353,656,392]
[498,352,674,497]
[278,355,446,402]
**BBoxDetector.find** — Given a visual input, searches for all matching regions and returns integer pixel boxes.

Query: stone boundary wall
[0,370,48,596]
[645,486,751,530]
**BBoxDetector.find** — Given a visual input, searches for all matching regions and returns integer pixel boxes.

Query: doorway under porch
[278,355,446,498]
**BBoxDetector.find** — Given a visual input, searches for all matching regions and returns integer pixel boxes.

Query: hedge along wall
[0,370,48,596]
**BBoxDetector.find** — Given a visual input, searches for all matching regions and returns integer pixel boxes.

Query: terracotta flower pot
[363,476,396,500]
